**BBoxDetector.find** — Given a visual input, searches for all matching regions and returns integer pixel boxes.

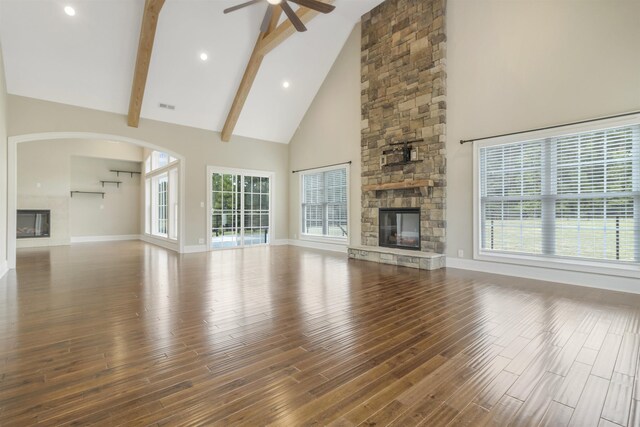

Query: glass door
[210,170,271,249]
[211,173,242,248]
[243,175,270,246]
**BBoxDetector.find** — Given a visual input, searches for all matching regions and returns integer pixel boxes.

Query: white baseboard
[0,260,8,280]
[446,257,640,295]
[71,234,141,243]
[287,239,347,253]
[272,239,291,246]
[140,235,179,252]
[182,244,207,254]
[16,238,70,248]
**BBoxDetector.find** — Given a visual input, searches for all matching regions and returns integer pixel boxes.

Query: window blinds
[302,168,348,238]
[479,124,640,263]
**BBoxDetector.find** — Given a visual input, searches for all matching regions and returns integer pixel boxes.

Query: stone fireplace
[348,0,446,271]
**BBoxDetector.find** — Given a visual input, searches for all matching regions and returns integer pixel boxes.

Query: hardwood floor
[0,241,639,426]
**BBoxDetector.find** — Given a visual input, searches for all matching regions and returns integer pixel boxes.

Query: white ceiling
[0,0,382,143]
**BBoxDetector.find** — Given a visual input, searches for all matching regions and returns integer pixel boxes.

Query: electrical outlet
[457,249,464,258]
[198,238,204,244]
[36,182,41,188]
[294,233,298,239]
[100,205,104,210]
[200,201,205,208]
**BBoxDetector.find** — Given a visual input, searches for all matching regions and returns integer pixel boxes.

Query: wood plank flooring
[0,241,639,426]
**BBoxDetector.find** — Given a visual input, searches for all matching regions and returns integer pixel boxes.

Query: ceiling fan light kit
[223,0,335,33]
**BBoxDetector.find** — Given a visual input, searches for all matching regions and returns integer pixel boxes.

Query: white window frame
[473,114,640,279]
[206,166,275,251]
[299,164,350,245]
[145,152,179,242]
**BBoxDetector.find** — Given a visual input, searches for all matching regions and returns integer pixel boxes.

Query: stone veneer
[360,0,447,254]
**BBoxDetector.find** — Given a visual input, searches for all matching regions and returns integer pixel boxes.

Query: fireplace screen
[379,208,420,250]
[17,210,51,239]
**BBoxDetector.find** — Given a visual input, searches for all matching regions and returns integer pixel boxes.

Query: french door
[208,168,272,249]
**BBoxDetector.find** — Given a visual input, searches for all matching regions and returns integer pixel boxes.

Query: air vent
[158,103,176,110]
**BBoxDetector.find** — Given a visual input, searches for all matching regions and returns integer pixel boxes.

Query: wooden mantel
[362,179,434,192]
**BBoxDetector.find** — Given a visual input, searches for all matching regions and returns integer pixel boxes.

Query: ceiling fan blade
[260,4,274,33]
[288,0,335,14]
[223,0,262,14]
[281,0,307,32]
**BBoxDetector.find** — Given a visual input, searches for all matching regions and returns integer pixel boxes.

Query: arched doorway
[7,132,186,268]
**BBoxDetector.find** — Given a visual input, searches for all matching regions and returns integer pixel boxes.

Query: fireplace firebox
[379,208,420,250]
[17,210,51,239]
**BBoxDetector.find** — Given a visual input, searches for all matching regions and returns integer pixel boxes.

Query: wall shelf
[110,169,141,178]
[70,191,105,199]
[100,180,122,188]
[362,179,434,192]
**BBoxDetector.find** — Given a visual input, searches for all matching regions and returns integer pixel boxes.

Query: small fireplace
[17,210,50,239]
[379,208,420,250]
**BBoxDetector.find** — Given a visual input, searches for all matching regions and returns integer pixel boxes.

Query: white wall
[446,0,640,260]
[17,139,143,247]
[0,37,7,277]
[7,95,290,248]
[288,24,362,248]
[70,157,141,238]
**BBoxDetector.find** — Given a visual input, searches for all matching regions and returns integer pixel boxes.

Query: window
[145,151,179,240]
[146,150,177,173]
[477,122,640,266]
[301,166,348,239]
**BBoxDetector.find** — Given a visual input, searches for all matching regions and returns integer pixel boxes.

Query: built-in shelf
[100,180,122,188]
[362,179,434,192]
[70,191,105,199]
[110,169,141,178]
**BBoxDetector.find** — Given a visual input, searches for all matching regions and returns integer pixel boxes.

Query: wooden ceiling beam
[220,7,283,142]
[220,0,333,142]
[127,0,166,128]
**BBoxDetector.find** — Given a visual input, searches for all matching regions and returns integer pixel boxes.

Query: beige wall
[288,24,362,246]
[0,39,7,270]
[17,139,143,247]
[8,95,290,247]
[446,0,640,259]
[70,157,141,238]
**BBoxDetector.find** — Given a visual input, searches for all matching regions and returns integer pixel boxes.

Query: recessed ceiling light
[200,52,208,61]
[282,81,290,89]
[267,0,282,4]
[64,6,76,16]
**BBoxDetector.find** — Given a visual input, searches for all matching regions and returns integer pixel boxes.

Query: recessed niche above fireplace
[379,208,420,250]
[17,210,51,239]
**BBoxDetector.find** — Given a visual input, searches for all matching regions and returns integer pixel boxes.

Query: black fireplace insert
[379,208,420,250]
[17,210,50,239]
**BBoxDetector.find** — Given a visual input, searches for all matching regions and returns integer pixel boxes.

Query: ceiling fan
[224,0,335,33]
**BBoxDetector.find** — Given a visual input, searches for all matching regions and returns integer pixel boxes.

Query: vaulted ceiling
[0,0,382,143]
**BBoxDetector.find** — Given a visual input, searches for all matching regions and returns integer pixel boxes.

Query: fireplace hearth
[379,208,420,250]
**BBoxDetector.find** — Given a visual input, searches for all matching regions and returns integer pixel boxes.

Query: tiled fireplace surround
[348,0,446,270]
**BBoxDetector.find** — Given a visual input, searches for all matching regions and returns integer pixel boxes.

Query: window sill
[475,251,640,279]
